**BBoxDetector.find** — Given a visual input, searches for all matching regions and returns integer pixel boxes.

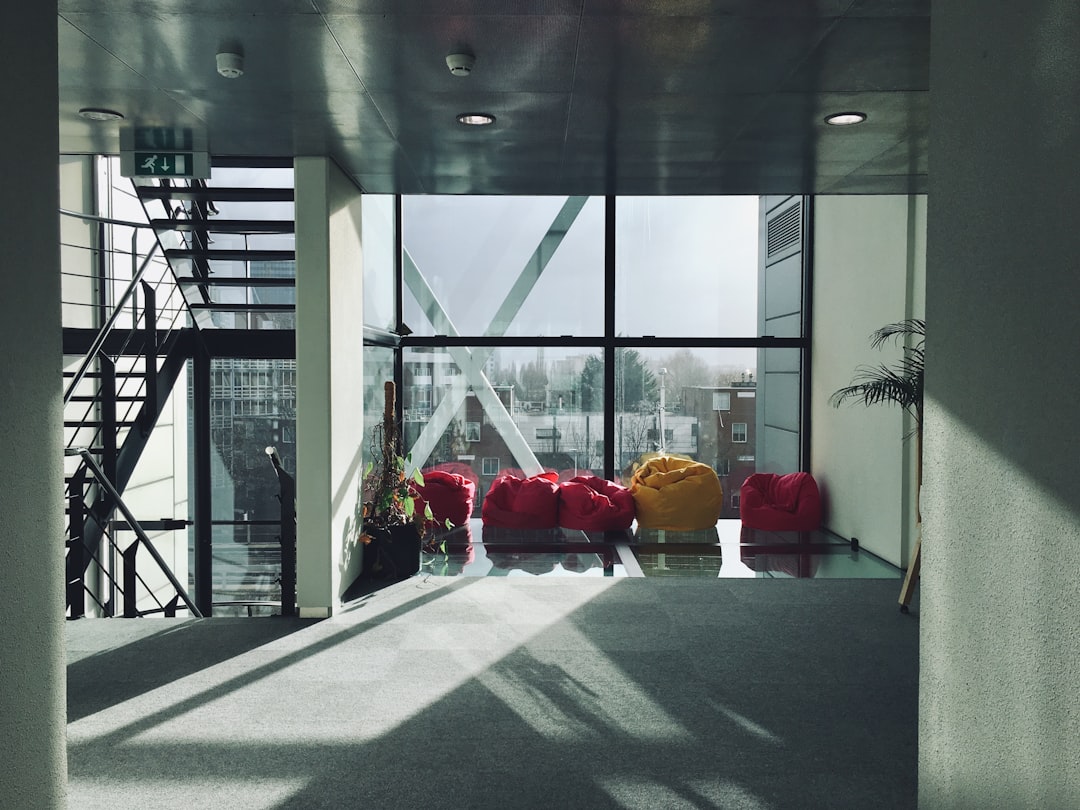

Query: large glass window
[400,346,605,514]
[402,196,605,338]
[361,195,396,332]
[375,193,806,532]
[615,197,759,338]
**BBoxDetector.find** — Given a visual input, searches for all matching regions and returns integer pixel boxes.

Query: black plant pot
[363,523,421,582]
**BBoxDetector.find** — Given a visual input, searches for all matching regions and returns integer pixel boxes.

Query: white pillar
[0,1,68,807]
[294,157,366,616]
[922,2,1080,806]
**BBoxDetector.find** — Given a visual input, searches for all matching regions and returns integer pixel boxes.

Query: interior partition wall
[367,195,809,518]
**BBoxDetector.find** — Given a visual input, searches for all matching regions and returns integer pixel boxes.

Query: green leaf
[424,503,434,521]
[403,498,415,519]
[412,467,425,486]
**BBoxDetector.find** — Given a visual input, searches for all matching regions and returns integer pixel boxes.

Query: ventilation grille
[766,201,802,259]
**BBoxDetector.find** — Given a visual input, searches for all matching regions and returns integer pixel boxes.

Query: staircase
[63,157,297,618]
[62,213,195,618]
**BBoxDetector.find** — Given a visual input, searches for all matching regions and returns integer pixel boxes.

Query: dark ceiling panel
[324,14,580,94]
[581,0,856,16]
[574,15,834,96]
[783,16,931,92]
[56,1,931,195]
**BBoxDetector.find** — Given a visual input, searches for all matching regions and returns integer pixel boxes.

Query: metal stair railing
[61,208,190,464]
[66,448,202,618]
[61,205,193,617]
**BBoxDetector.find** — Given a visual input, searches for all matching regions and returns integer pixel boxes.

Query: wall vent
[766,200,802,259]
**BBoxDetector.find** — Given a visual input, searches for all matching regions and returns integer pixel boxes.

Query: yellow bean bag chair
[629,454,723,531]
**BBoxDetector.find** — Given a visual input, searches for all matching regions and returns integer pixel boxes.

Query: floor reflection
[419,519,900,579]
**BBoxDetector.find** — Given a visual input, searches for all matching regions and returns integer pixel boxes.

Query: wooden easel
[898,431,922,613]
[898,529,920,613]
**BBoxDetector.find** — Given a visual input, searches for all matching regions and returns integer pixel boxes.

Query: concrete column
[294,157,366,616]
[921,2,1080,806]
[0,2,69,808]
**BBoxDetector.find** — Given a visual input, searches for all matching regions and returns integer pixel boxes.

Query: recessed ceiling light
[78,107,124,122]
[457,112,496,126]
[824,111,867,126]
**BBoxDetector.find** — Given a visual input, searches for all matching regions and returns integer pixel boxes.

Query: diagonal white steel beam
[403,197,588,474]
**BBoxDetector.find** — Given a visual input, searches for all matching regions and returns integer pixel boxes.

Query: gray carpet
[66,577,918,809]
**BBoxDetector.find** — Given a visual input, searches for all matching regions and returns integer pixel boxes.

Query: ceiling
[58,0,930,196]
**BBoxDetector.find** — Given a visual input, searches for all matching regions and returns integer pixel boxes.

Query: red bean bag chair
[558,476,635,531]
[739,472,822,532]
[629,455,723,531]
[411,469,476,529]
[481,471,560,529]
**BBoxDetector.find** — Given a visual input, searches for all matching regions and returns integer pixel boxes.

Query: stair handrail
[66,447,203,618]
[60,209,161,405]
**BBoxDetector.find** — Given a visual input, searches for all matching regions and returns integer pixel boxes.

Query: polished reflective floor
[420,519,901,580]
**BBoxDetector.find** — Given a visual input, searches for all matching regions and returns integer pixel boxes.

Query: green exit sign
[119,148,209,179]
[133,152,193,177]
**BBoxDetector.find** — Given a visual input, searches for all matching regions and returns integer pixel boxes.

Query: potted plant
[360,381,447,581]
[829,317,925,611]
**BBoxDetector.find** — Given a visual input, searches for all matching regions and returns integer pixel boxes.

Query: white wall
[811,195,926,567]
[121,371,190,612]
[921,3,1080,806]
[295,157,366,616]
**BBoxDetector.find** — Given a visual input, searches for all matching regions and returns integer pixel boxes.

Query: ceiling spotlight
[78,107,124,122]
[457,112,495,126]
[216,50,244,79]
[825,111,867,126]
[446,52,476,76]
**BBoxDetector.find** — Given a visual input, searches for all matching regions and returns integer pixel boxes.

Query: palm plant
[829,318,925,433]
[830,317,926,612]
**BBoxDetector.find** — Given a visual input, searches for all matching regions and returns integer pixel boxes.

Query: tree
[520,360,549,403]
[579,349,658,413]
[615,348,657,412]
[659,348,712,408]
[579,355,603,412]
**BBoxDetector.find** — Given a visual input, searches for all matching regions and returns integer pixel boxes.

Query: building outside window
[733,422,748,443]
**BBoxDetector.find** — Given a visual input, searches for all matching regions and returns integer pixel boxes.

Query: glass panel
[613,347,758,519]
[209,524,282,616]
[362,345,396,472]
[615,197,760,338]
[402,196,604,337]
[401,346,604,510]
[206,358,296,517]
[362,195,396,331]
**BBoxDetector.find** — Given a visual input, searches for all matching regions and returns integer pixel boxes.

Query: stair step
[138,187,294,203]
[65,425,140,432]
[165,249,295,262]
[150,219,294,234]
[64,371,146,378]
[176,276,295,287]
[68,395,145,402]
[188,303,295,312]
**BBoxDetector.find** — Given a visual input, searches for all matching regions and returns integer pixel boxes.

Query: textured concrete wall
[921,3,1080,806]
[812,196,926,567]
[0,1,68,807]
